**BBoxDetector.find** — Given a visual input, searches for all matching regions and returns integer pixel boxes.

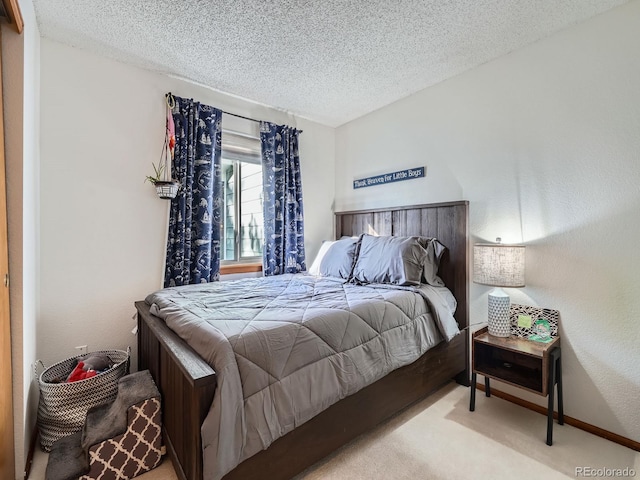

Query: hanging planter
[153,180,180,199]
[145,93,179,200]
[145,164,180,200]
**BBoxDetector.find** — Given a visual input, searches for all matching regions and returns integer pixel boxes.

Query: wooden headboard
[335,200,469,330]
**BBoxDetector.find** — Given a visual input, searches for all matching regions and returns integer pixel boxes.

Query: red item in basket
[66,361,97,383]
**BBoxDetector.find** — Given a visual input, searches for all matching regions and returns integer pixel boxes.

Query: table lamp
[473,240,525,337]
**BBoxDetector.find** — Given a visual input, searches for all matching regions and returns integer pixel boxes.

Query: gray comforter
[146,274,460,480]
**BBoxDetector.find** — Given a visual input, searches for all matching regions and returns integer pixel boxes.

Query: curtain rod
[221,109,303,134]
[166,92,303,133]
[221,110,260,124]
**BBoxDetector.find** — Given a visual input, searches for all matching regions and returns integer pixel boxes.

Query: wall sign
[353,166,425,189]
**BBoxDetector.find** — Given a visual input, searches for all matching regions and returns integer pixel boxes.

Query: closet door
[0,32,15,480]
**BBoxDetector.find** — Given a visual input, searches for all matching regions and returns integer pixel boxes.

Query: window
[221,131,263,265]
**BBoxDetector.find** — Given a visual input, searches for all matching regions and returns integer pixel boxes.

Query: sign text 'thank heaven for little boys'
[353,167,425,189]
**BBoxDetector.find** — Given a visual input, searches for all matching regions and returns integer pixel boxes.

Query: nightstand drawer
[474,342,543,393]
[472,329,560,396]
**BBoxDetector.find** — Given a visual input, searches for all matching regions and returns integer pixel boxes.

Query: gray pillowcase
[351,235,428,286]
[308,236,361,278]
[418,237,447,287]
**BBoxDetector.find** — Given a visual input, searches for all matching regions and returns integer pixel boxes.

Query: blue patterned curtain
[260,122,306,276]
[164,96,222,287]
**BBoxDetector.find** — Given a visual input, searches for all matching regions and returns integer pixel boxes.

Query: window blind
[222,130,261,165]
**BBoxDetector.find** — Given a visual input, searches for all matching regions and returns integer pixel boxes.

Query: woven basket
[36,348,130,451]
[154,180,179,199]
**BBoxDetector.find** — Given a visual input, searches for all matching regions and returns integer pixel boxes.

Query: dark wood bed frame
[136,200,469,480]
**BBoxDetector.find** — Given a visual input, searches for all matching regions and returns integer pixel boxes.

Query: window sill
[220,263,263,275]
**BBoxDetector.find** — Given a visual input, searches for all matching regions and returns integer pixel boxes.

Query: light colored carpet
[29,383,639,479]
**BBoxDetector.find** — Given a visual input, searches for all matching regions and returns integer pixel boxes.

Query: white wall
[38,39,335,371]
[335,2,640,442]
[2,0,40,476]
[20,0,40,471]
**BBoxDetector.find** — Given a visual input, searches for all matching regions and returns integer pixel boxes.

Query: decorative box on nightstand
[469,305,564,445]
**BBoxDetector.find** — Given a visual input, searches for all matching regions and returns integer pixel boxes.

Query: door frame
[0,30,16,480]
[1,1,23,477]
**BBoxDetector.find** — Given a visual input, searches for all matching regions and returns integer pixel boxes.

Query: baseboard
[476,383,640,452]
[23,426,38,480]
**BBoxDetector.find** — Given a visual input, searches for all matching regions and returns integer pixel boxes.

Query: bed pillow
[418,237,447,287]
[351,235,427,286]
[308,236,361,279]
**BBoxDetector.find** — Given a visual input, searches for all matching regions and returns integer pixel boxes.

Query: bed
[136,200,469,480]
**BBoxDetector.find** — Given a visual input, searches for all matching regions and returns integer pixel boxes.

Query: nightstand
[469,326,564,445]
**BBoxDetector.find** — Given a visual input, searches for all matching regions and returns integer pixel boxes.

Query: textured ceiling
[33,0,628,127]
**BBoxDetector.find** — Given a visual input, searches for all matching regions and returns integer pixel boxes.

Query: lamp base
[487,288,511,337]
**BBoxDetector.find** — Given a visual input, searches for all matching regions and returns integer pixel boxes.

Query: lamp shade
[473,244,525,287]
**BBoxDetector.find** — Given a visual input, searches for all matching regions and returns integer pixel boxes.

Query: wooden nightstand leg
[556,351,564,425]
[485,376,490,397]
[546,348,558,446]
[470,372,477,411]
